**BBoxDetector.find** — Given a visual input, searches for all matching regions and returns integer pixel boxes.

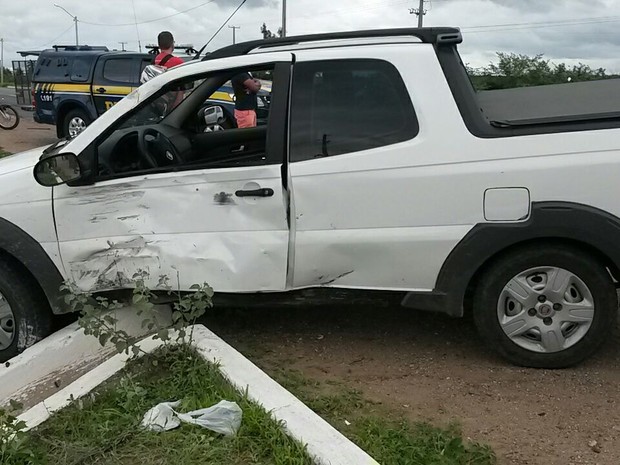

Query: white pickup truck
[1,27,619,368]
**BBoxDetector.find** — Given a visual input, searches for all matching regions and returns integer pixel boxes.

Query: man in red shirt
[154,31,184,69]
[153,31,185,111]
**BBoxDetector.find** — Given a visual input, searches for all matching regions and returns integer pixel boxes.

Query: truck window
[70,56,94,82]
[290,59,418,162]
[103,58,134,83]
[35,56,71,82]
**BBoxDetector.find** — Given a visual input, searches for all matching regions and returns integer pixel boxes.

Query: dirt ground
[0,109,57,154]
[6,120,620,465]
[204,305,620,465]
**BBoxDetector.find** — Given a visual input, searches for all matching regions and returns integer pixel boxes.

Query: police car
[33,45,152,137]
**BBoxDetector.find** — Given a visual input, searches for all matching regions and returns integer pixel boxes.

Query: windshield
[120,80,201,129]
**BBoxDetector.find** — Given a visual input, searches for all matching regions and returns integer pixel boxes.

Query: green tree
[468,52,616,90]
[0,67,14,85]
[260,23,282,39]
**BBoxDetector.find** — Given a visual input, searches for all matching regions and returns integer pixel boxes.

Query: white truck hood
[0,146,51,206]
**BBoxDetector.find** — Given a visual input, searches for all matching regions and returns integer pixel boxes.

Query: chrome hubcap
[497,266,594,353]
[68,117,87,137]
[0,292,15,349]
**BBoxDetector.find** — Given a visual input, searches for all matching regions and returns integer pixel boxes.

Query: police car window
[290,59,418,162]
[70,56,93,82]
[103,59,133,83]
[35,56,70,81]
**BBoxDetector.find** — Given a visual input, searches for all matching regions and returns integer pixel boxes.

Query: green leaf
[98,333,110,346]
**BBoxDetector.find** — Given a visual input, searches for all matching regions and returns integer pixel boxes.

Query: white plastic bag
[140,401,181,432]
[141,400,242,436]
[176,400,243,436]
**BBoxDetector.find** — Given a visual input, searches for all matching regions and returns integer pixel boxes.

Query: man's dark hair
[158,31,174,50]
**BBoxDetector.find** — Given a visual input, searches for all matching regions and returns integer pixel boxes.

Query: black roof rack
[202,27,461,61]
[51,45,109,52]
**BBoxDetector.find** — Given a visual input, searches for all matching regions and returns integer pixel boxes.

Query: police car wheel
[63,109,91,138]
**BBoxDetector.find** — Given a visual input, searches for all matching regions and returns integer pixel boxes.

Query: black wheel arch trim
[0,218,67,314]
[402,202,620,317]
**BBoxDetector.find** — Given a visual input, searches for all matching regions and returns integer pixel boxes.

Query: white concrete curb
[18,336,164,431]
[190,325,380,465]
[0,305,171,406]
[17,324,380,465]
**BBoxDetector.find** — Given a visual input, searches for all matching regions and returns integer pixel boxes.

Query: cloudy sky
[1,0,620,72]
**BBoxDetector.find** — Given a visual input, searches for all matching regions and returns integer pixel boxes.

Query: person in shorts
[231,72,261,128]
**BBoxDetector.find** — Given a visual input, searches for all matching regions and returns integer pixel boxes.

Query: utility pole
[282,0,287,37]
[54,4,79,46]
[0,38,4,87]
[118,41,127,51]
[409,0,427,28]
[228,25,240,44]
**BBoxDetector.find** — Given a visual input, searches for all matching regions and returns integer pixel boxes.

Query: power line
[36,23,75,48]
[463,16,620,33]
[234,0,411,28]
[131,0,142,52]
[80,0,217,27]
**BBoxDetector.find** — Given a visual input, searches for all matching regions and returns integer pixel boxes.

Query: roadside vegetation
[269,368,496,465]
[1,274,495,464]
[468,52,619,90]
[24,345,313,465]
[0,147,11,158]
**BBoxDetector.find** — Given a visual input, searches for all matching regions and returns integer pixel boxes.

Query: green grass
[269,368,496,465]
[25,346,313,465]
[0,147,11,159]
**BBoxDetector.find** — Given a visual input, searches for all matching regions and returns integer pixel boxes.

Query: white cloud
[0,0,619,72]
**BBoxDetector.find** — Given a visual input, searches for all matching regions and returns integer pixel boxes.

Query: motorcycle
[0,99,19,130]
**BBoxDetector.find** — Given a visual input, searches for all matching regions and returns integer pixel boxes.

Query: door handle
[96,87,106,93]
[231,145,245,153]
[235,188,274,197]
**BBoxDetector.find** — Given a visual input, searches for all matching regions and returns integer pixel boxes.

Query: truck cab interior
[94,66,277,179]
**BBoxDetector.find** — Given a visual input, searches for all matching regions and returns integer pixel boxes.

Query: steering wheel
[137,127,183,168]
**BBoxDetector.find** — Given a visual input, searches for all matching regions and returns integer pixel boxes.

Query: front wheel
[62,109,91,138]
[0,259,53,362]
[473,244,618,368]
[0,105,19,130]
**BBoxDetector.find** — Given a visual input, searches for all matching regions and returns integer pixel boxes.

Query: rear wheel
[473,244,617,368]
[0,259,53,362]
[63,109,91,138]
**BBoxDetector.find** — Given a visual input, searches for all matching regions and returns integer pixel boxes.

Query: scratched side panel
[53,165,289,292]
[292,226,472,291]
[60,232,289,292]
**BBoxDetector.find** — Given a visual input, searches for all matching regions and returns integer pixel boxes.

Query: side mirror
[34,153,82,187]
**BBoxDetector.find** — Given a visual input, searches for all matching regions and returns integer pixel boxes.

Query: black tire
[0,105,19,130]
[62,108,91,138]
[0,259,53,362]
[473,244,618,368]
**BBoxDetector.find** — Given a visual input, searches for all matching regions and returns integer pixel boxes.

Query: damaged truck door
[49,61,291,293]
